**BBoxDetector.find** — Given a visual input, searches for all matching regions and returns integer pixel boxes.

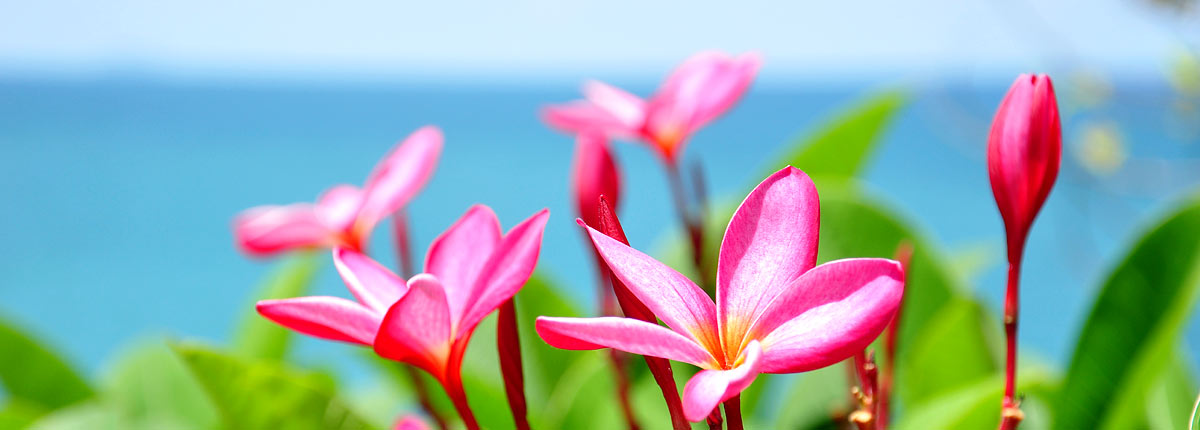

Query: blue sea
[1,76,1198,383]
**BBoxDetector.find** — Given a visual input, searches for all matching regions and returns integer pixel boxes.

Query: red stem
[392,211,450,429]
[610,350,641,430]
[724,395,744,430]
[444,343,480,430]
[707,407,723,430]
[402,365,448,430]
[999,255,1024,430]
[497,300,530,430]
[392,211,416,279]
[879,242,912,430]
[594,197,690,430]
[664,160,710,291]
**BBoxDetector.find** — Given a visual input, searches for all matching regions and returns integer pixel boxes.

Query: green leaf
[773,364,853,430]
[899,299,1000,403]
[514,272,583,405]
[232,252,320,361]
[0,315,93,412]
[0,400,47,430]
[538,352,620,430]
[171,343,370,429]
[26,402,120,430]
[770,90,906,182]
[1056,197,1200,430]
[1146,350,1197,430]
[101,342,218,429]
[895,369,1053,430]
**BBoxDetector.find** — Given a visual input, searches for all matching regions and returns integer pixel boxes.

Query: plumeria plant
[6,52,1200,430]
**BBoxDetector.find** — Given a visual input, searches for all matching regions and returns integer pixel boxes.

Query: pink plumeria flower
[233,126,442,256]
[572,132,621,228]
[543,51,761,162]
[536,166,904,422]
[256,205,549,426]
[393,414,430,430]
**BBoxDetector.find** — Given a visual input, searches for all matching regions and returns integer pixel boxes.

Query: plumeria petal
[332,247,408,314]
[572,133,621,228]
[681,340,763,422]
[582,80,646,130]
[583,223,722,355]
[315,184,365,233]
[425,205,502,321]
[356,126,443,234]
[374,274,453,377]
[393,415,430,430]
[256,296,381,346]
[541,101,640,138]
[748,258,903,341]
[233,204,333,256]
[535,316,717,368]
[458,209,550,336]
[652,51,761,134]
[718,166,820,353]
[758,260,904,373]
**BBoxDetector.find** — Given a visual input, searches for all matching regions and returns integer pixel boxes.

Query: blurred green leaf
[773,364,853,430]
[1146,350,1197,430]
[539,352,620,430]
[0,400,46,430]
[895,369,1052,430]
[171,343,369,429]
[101,342,218,429]
[232,252,320,362]
[0,315,93,413]
[514,272,583,405]
[26,402,120,430]
[1056,198,1200,430]
[900,299,1000,403]
[770,90,906,182]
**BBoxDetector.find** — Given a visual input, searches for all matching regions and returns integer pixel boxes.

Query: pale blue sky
[1,0,1196,82]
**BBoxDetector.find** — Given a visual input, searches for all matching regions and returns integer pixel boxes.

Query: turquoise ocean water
[1,77,1197,383]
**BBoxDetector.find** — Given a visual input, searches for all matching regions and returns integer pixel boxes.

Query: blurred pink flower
[543,51,760,162]
[256,205,549,429]
[988,74,1061,258]
[233,126,442,256]
[536,166,903,422]
[393,414,430,430]
[572,132,621,227]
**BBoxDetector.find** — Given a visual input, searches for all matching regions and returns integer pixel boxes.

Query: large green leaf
[1146,350,1197,430]
[171,343,370,429]
[101,342,218,429]
[1056,197,1200,430]
[899,299,1000,402]
[772,364,853,430]
[769,90,906,181]
[514,273,583,405]
[0,315,93,412]
[232,252,320,362]
[538,352,621,430]
[895,369,1053,430]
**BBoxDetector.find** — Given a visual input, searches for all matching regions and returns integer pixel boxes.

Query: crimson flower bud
[988,74,1062,259]
[572,132,621,227]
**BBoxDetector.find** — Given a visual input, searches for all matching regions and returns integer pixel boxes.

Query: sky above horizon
[2,0,1198,82]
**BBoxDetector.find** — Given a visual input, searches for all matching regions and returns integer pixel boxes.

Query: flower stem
[609,350,641,430]
[392,211,416,278]
[497,299,531,430]
[879,242,912,430]
[706,407,723,430]
[1000,257,1024,430]
[724,395,744,430]
[664,160,710,291]
[595,197,689,430]
[392,211,449,429]
[444,364,480,430]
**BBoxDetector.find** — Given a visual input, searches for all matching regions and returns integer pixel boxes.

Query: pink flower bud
[987,74,1062,258]
[572,133,622,227]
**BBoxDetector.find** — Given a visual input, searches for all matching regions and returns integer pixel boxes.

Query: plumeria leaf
[538,351,622,430]
[0,315,93,413]
[232,251,320,361]
[1145,349,1197,430]
[899,299,1001,403]
[101,341,219,429]
[515,273,584,405]
[1056,197,1200,430]
[171,343,371,429]
[771,365,852,429]
[769,90,906,182]
[894,370,1053,430]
